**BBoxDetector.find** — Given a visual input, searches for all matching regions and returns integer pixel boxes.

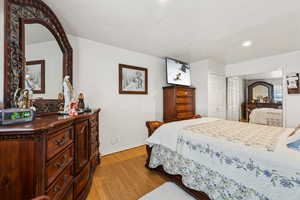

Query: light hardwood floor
[87,145,167,200]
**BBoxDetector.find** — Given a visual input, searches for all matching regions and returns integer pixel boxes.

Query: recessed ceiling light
[242,40,253,47]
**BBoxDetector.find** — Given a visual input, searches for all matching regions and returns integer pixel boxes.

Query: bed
[145,118,300,200]
[249,108,283,127]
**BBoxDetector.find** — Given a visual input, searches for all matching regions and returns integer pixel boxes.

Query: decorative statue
[78,93,85,109]
[57,93,65,112]
[13,88,31,109]
[63,75,75,113]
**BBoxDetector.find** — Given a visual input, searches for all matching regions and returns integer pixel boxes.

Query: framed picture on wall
[24,60,45,94]
[119,64,148,95]
[287,73,300,94]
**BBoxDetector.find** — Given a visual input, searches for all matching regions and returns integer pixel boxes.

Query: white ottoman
[139,182,196,200]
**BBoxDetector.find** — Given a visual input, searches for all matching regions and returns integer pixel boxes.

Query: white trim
[281,66,287,127]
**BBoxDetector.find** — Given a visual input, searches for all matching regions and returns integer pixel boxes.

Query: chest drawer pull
[53,174,69,192]
[0,176,10,190]
[54,185,62,192]
[53,136,66,147]
[54,155,68,168]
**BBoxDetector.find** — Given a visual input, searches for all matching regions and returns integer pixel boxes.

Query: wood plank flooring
[87,145,167,200]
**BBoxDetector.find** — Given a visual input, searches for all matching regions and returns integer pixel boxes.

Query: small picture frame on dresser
[119,64,148,95]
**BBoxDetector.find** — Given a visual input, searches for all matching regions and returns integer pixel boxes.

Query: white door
[227,77,244,121]
[208,73,227,119]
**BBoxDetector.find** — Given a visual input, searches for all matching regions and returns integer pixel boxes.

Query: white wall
[69,35,165,155]
[0,0,4,104]
[226,51,300,128]
[191,59,225,117]
[191,60,209,116]
[26,41,63,99]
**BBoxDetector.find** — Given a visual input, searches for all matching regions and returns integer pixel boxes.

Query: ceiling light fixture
[242,40,253,47]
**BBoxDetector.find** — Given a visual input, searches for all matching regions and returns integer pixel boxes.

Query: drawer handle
[53,185,62,193]
[53,136,66,147]
[0,176,10,190]
[54,155,68,168]
[53,175,68,192]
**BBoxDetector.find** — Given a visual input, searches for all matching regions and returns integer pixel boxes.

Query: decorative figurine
[13,88,31,109]
[63,76,75,113]
[68,102,78,116]
[58,93,64,112]
[78,93,85,110]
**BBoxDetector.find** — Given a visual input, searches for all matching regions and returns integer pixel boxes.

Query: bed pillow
[287,128,300,151]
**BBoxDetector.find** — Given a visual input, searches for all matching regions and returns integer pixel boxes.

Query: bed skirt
[148,144,270,200]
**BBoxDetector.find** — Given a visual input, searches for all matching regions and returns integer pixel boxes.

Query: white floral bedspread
[249,108,283,127]
[146,118,300,200]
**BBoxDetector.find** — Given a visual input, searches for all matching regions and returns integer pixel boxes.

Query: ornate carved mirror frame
[3,0,73,114]
[248,81,274,102]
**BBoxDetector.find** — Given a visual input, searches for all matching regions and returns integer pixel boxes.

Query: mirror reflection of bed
[227,69,284,127]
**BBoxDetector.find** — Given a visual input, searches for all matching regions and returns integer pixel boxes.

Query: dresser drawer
[61,185,73,200]
[46,145,73,187]
[176,104,193,112]
[177,112,194,119]
[176,97,193,104]
[176,89,193,97]
[74,163,90,198]
[47,164,73,200]
[47,127,73,160]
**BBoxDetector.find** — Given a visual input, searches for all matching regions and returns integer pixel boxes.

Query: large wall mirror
[248,81,274,103]
[23,21,63,98]
[4,0,73,114]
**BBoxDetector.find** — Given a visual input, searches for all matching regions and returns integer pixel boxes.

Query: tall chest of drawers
[0,109,101,200]
[163,86,196,122]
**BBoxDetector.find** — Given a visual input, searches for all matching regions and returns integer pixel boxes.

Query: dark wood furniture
[4,0,73,114]
[0,109,101,200]
[145,120,210,200]
[163,86,196,122]
[245,103,282,121]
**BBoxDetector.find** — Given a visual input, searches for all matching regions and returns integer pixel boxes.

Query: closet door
[227,77,244,121]
[208,73,226,119]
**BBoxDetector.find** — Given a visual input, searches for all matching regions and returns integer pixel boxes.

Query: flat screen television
[166,58,191,86]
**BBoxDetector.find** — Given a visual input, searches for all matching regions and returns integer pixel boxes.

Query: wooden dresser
[163,86,196,122]
[0,109,101,200]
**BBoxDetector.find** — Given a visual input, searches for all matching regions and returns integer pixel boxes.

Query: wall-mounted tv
[166,58,191,86]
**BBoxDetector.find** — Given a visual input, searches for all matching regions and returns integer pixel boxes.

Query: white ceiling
[43,0,300,64]
[242,70,283,80]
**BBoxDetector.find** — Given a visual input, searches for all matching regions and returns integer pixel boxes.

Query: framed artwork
[287,73,300,94]
[119,64,148,95]
[24,60,45,94]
